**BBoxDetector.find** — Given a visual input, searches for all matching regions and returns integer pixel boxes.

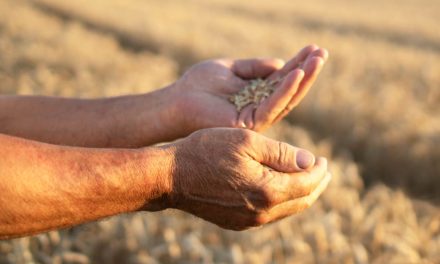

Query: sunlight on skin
[238,45,329,130]
[0,45,328,148]
[168,128,330,231]
[175,45,329,135]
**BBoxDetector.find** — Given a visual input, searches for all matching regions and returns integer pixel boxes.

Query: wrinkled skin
[0,44,332,237]
[174,45,328,133]
[167,128,331,231]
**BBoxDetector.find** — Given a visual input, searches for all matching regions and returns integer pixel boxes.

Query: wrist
[101,84,184,147]
[84,146,176,214]
[166,80,203,137]
[134,145,176,211]
[132,83,189,144]
[143,83,188,141]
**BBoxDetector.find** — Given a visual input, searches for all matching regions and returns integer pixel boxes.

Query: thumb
[232,58,285,79]
[249,134,315,172]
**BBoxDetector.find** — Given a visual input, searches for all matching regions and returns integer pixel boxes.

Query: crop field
[0,0,439,263]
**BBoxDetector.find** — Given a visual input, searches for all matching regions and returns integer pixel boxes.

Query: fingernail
[296,150,315,169]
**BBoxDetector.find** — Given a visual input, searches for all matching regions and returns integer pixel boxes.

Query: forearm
[0,85,183,147]
[0,133,173,239]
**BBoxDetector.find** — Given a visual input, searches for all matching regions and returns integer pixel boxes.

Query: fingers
[252,69,304,130]
[269,46,328,124]
[309,47,329,62]
[238,46,328,130]
[211,158,330,230]
[236,103,256,129]
[238,163,330,229]
[232,58,285,80]
[272,44,319,79]
[272,56,325,124]
[279,45,328,78]
[264,171,332,224]
[268,157,328,204]
[249,134,315,172]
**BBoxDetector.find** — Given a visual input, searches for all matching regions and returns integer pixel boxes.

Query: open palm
[174,45,328,132]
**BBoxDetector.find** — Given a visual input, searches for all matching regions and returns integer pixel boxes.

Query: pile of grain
[229,78,281,112]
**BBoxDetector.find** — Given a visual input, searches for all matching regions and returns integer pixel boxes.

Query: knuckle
[294,177,312,198]
[236,128,254,145]
[191,128,207,138]
[190,129,210,143]
[242,186,277,212]
[300,180,313,197]
[248,213,268,227]
[264,196,278,209]
[277,141,290,165]
[303,182,313,196]
[259,187,278,209]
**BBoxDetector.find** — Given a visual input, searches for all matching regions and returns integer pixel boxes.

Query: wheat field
[0,0,439,263]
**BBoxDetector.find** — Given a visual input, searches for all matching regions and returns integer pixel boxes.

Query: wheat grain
[228,77,282,112]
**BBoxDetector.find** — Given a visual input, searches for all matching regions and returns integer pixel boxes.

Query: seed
[229,77,282,112]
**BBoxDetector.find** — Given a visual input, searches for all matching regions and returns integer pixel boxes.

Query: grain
[228,77,282,112]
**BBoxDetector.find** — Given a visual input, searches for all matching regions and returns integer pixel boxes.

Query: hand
[165,128,331,231]
[172,44,328,134]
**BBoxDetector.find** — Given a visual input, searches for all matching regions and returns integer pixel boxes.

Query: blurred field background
[0,0,439,263]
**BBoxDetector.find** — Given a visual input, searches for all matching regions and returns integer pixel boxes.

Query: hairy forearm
[0,134,173,239]
[0,86,182,147]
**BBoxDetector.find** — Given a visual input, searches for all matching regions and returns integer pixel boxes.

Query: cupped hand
[173,44,328,134]
[165,128,331,231]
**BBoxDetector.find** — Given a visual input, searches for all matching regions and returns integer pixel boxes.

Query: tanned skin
[0,45,328,147]
[0,129,330,239]
[0,133,173,238]
[0,45,330,239]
